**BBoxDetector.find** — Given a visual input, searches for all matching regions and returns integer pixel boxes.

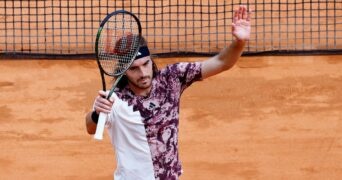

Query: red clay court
[0,55,341,179]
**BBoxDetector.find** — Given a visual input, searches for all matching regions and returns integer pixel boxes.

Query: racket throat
[106,74,124,100]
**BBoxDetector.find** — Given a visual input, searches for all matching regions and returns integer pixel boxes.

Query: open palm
[232,6,251,41]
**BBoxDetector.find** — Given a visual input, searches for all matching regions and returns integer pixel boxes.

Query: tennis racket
[94,10,142,140]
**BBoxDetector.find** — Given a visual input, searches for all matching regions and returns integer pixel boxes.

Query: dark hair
[116,36,158,90]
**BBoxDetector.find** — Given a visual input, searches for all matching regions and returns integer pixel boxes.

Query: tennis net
[0,0,341,58]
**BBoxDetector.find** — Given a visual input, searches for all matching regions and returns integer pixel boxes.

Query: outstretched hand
[232,5,252,41]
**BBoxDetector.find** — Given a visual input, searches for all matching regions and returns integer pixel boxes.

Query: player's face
[126,56,153,90]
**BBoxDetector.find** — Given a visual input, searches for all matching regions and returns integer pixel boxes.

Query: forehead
[131,56,151,67]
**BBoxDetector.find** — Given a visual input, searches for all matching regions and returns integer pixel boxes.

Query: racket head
[95,10,142,78]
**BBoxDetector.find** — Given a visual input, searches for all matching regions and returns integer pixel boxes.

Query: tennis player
[86,5,252,180]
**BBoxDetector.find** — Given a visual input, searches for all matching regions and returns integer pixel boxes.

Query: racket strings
[98,14,140,76]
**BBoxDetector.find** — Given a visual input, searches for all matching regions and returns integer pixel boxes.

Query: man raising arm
[85,5,251,180]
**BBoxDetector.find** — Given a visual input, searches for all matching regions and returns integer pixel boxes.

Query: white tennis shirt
[106,93,155,180]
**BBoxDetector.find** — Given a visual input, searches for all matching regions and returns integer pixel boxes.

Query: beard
[128,75,152,90]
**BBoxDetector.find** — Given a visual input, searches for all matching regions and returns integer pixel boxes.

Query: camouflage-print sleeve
[167,62,202,92]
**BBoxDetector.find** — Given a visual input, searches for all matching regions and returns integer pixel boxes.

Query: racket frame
[93,10,142,140]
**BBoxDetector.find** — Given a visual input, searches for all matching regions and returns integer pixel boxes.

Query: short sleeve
[165,62,202,91]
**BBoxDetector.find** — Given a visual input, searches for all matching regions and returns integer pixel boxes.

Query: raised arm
[201,5,252,79]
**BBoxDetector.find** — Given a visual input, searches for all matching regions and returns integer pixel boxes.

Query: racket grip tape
[94,112,107,140]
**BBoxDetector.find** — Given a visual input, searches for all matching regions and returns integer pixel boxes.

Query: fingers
[94,90,115,114]
[98,90,108,98]
[233,10,239,24]
[240,5,246,19]
[246,7,253,22]
[94,96,113,114]
[231,22,236,33]
[234,5,252,22]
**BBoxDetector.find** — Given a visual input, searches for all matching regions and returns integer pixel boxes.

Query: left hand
[232,5,252,41]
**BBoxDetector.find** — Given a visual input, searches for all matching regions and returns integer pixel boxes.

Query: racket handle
[94,112,107,140]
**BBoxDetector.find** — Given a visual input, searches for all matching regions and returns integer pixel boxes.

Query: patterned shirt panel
[116,62,202,179]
